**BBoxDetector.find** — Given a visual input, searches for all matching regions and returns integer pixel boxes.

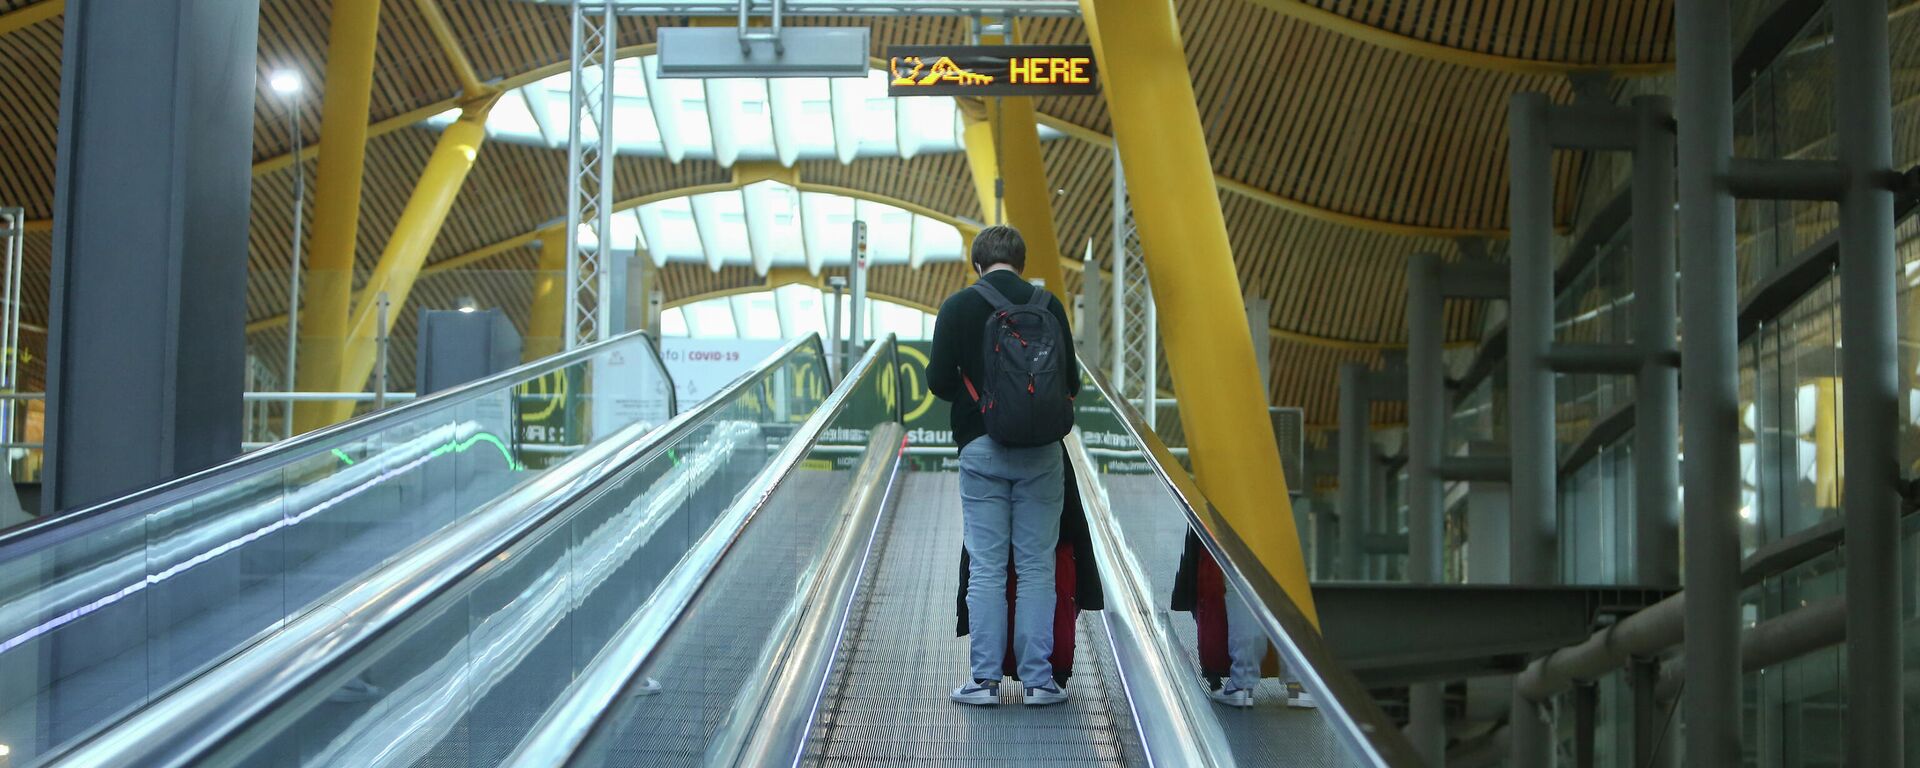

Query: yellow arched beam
[0,0,58,37]
[1241,0,1672,77]
[239,45,1508,240]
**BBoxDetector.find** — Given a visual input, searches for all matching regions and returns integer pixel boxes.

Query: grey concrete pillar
[1675,1,1744,764]
[1632,95,1681,588]
[1506,92,1558,586]
[1338,361,1370,580]
[1405,253,1447,763]
[1834,0,1903,763]
[44,0,260,513]
[1406,254,1445,584]
[1632,658,1677,768]
[1506,91,1557,767]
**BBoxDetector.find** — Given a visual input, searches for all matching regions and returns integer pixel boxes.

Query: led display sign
[885,45,1099,97]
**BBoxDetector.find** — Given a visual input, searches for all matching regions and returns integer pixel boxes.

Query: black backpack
[962,281,1075,447]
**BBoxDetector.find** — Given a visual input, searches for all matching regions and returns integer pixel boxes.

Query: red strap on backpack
[962,373,982,409]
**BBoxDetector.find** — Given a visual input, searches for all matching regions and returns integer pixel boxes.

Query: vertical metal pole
[562,2,586,351]
[0,207,20,466]
[1675,1,1744,764]
[1142,281,1158,427]
[1110,147,1128,390]
[850,220,868,358]
[1631,92,1686,767]
[285,97,305,435]
[1506,91,1557,586]
[593,0,617,341]
[1632,658,1677,768]
[828,276,846,377]
[373,292,389,410]
[1632,94,1680,587]
[1574,683,1598,768]
[1506,90,1555,767]
[1834,0,1903,763]
[1338,361,1370,580]
[1405,252,1445,763]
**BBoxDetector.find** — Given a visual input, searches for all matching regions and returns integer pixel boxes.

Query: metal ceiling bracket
[738,0,785,55]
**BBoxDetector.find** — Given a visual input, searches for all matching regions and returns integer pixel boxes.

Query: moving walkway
[29,336,1417,767]
[0,331,681,766]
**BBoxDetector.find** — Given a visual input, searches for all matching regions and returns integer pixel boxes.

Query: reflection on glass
[201,342,830,768]
[0,332,674,765]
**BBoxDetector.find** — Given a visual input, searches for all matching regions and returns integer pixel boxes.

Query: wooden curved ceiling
[0,0,1655,424]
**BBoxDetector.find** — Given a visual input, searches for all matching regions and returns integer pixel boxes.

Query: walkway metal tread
[803,471,1135,767]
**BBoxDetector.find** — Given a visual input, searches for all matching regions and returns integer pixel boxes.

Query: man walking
[928,225,1079,707]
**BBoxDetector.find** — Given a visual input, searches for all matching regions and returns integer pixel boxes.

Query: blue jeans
[959,437,1064,686]
[1225,581,1290,691]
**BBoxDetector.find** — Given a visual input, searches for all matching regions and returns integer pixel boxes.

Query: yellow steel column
[1814,376,1845,509]
[294,0,382,434]
[960,98,1070,306]
[318,100,496,424]
[1079,1,1318,622]
[525,228,569,362]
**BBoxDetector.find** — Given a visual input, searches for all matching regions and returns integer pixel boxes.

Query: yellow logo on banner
[878,344,938,423]
[890,56,993,87]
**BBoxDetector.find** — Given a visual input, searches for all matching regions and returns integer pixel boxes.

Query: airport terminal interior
[0,0,1917,765]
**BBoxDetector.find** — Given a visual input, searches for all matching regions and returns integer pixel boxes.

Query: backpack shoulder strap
[970,280,1015,310]
[1023,285,1052,309]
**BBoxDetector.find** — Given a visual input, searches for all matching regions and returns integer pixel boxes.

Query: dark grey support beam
[1543,343,1642,374]
[45,0,259,513]
[1339,361,1370,580]
[1404,252,1445,764]
[1675,0,1744,764]
[1722,157,1849,201]
[1506,89,1556,767]
[1547,103,1637,151]
[1632,658,1677,768]
[1574,683,1598,768]
[1439,263,1510,300]
[1633,94,1681,591]
[1656,595,1848,700]
[1438,456,1511,484]
[1834,0,1903,762]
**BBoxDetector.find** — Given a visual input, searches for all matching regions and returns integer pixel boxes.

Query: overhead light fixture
[268,70,303,96]
[456,295,479,313]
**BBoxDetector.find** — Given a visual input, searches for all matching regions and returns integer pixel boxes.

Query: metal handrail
[1079,364,1423,767]
[499,335,895,768]
[41,333,828,768]
[0,329,676,549]
[1061,428,1240,767]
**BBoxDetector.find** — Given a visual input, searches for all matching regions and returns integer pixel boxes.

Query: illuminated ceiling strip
[640,57,688,163]
[827,77,862,164]
[767,79,805,166]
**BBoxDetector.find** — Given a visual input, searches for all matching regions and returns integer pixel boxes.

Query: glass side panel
[0,333,677,765]
[198,341,834,768]
[1071,378,1372,767]
[568,346,896,766]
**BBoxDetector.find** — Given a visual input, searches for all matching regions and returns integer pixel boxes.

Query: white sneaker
[1024,681,1069,706]
[951,679,1000,706]
[1285,681,1320,709]
[1208,686,1253,708]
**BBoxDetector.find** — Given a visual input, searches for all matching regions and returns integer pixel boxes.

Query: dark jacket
[927,269,1081,452]
[956,443,1106,633]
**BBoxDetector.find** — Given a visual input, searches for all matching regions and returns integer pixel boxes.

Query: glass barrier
[1071,372,1399,767]
[564,342,899,767]
[190,338,833,768]
[0,330,676,765]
